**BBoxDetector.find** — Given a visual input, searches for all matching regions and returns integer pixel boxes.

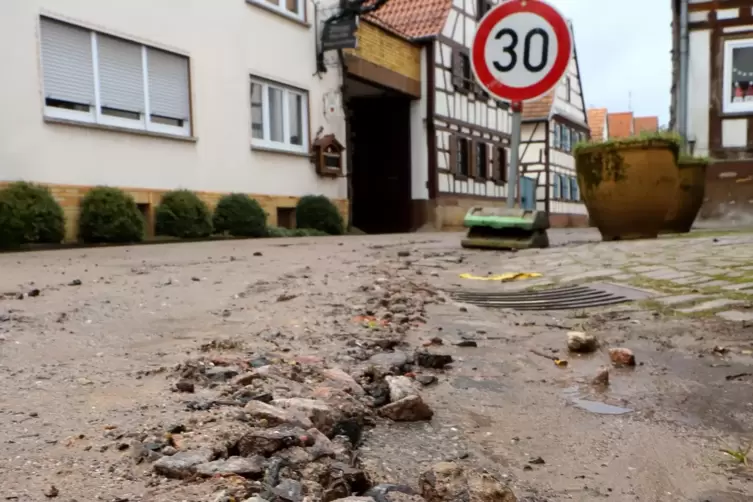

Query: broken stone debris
[566,331,598,353]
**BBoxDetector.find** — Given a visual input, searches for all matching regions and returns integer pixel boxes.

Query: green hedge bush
[78,186,145,244]
[295,195,344,235]
[155,189,213,239]
[0,182,65,248]
[267,226,329,238]
[212,193,267,237]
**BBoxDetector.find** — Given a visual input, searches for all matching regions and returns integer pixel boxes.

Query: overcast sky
[548,0,673,125]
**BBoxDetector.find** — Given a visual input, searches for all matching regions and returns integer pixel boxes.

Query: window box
[250,77,309,154]
[39,17,192,138]
[723,38,753,114]
[247,0,305,23]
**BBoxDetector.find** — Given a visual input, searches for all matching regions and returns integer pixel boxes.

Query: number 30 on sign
[471,0,572,103]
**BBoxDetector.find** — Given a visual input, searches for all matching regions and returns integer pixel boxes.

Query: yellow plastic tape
[458,272,542,282]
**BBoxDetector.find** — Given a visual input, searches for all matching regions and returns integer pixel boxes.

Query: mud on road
[0,232,751,501]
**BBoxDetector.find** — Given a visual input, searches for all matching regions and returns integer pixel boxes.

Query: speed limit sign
[471,0,572,103]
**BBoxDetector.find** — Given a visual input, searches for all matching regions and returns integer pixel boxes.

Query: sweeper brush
[460,207,550,250]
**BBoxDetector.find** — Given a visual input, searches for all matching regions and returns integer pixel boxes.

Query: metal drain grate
[450,282,654,311]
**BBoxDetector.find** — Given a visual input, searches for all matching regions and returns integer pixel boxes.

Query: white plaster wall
[687,29,711,157]
[411,48,429,200]
[0,0,346,199]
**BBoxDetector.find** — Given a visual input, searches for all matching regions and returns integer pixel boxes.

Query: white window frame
[723,38,753,114]
[250,77,309,154]
[40,19,192,137]
[248,0,305,22]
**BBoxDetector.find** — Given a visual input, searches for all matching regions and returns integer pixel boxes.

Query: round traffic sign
[471,0,573,103]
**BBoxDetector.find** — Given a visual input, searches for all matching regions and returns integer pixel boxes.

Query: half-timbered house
[671,0,753,219]
[515,38,591,228]
[361,0,514,230]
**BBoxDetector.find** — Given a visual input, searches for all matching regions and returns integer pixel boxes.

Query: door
[521,177,536,210]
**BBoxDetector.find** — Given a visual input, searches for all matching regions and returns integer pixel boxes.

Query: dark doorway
[347,79,412,234]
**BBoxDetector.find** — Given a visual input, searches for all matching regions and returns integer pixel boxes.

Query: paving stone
[642,269,695,281]
[630,265,666,273]
[721,282,753,291]
[677,299,746,313]
[673,262,705,271]
[739,266,753,271]
[557,269,622,283]
[671,276,713,286]
[716,310,753,322]
[724,271,746,278]
[610,274,634,281]
[700,280,733,288]
[656,294,708,306]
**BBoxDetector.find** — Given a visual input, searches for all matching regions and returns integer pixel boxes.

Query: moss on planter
[574,132,681,191]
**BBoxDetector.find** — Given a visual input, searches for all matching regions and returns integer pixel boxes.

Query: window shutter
[492,145,500,179]
[500,148,508,182]
[40,18,95,105]
[97,34,145,113]
[147,48,190,120]
[470,140,478,177]
[451,50,462,89]
[449,135,458,173]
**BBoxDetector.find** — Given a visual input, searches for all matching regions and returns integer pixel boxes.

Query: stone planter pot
[575,138,679,241]
[662,159,708,234]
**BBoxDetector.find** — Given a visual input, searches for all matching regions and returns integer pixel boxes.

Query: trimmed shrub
[295,195,344,235]
[0,182,65,248]
[78,186,145,244]
[155,189,213,239]
[213,193,267,237]
[267,226,329,238]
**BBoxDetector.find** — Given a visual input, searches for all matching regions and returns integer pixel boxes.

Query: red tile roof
[365,0,452,39]
[607,112,634,139]
[633,116,659,134]
[587,108,607,139]
[521,91,554,120]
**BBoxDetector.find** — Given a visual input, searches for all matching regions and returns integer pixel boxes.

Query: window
[561,174,570,200]
[39,17,191,136]
[475,142,489,178]
[724,38,753,113]
[553,123,561,149]
[570,176,580,201]
[248,0,305,21]
[560,126,571,152]
[477,0,494,20]
[494,146,507,182]
[552,174,561,198]
[452,50,474,93]
[250,77,308,153]
[456,137,471,176]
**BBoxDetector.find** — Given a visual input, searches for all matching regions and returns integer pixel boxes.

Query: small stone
[204,366,239,382]
[415,350,453,369]
[609,348,636,367]
[454,340,477,347]
[368,351,412,373]
[385,375,419,402]
[68,279,82,286]
[244,401,313,428]
[379,395,433,421]
[236,425,307,456]
[528,456,545,464]
[397,250,411,257]
[273,479,304,502]
[232,371,258,386]
[416,375,437,386]
[43,485,59,498]
[419,462,516,502]
[322,368,365,395]
[592,366,609,386]
[272,398,336,434]
[153,448,214,479]
[253,251,263,256]
[566,331,598,353]
[195,456,265,477]
[175,380,195,393]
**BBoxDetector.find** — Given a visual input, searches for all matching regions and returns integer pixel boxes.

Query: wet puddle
[563,386,633,415]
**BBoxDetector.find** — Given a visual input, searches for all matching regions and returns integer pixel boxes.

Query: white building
[0,0,347,238]
[672,0,753,219]
[518,33,590,228]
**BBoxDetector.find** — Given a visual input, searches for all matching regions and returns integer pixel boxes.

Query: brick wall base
[0,181,349,242]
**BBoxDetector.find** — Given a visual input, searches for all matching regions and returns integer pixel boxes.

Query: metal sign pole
[507,101,522,209]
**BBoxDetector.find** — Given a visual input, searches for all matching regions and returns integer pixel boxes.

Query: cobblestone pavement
[452,228,753,323]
